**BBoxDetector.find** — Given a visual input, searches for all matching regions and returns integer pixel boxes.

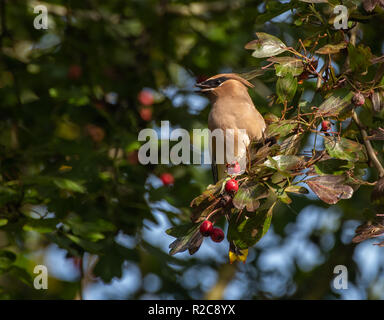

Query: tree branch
[352,110,384,178]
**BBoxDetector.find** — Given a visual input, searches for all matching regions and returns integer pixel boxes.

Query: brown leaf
[315,42,347,55]
[306,175,353,204]
[169,227,203,255]
[352,217,384,244]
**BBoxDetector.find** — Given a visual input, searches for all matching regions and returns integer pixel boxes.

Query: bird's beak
[195,81,214,92]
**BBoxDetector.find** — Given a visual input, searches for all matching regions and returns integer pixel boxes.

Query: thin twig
[352,110,384,178]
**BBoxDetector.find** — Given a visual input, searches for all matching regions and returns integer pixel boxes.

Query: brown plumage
[196,73,266,182]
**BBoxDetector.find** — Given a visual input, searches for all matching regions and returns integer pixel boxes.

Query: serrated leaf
[232,181,269,212]
[316,91,353,118]
[168,223,203,255]
[324,136,367,162]
[269,57,304,77]
[264,155,304,172]
[245,32,287,58]
[228,202,275,249]
[306,175,354,204]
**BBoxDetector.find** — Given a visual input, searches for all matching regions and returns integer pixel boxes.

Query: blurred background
[0,0,383,299]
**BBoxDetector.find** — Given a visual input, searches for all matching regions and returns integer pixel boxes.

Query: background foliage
[0,0,384,299]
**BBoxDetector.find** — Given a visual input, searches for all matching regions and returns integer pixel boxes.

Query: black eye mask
[195,76,229,89]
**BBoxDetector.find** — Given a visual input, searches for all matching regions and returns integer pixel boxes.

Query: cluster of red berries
[199,220,224,242]
[198,178,239,243]
[138,90,154,121]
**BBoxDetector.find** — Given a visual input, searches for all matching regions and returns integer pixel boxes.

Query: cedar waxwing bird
[196,73,266,183]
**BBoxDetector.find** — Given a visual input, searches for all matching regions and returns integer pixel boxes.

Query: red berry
[138,90,154,106]
[352,92,365,106]
[139,107,152,121]
[160,173,174,186]
[321,120,331,132]
[210,227,224,242]
[225,179,239,193]
[200,220,213,237]
[68,64,82,80]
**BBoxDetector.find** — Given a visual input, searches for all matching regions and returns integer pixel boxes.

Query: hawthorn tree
[0,0,384,300]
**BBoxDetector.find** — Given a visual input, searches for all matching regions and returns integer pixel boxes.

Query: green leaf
[0,250,16,269]
[314,159,350,175]
[316,91,353,118]
[279,192,292,204]
[53,178,86,193]
[324,136,367,162]
[66,216,115,241]
[276,72,297,103]
[285,185,309,194]
[265,120,298,138]
[0,186,19,207]
[166,222,195,238]
[0,219,8,227]
[190,180,223,223]
[23,218,59,234]
[66,234,103,253]
[93,241,139,282]
[245,32,287,58]
[8,266,33,287]
[348,44,372,74]
[228,202,276,249]
[264,155,304,172]
[232,181,269,212]
[269,57,304,77]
